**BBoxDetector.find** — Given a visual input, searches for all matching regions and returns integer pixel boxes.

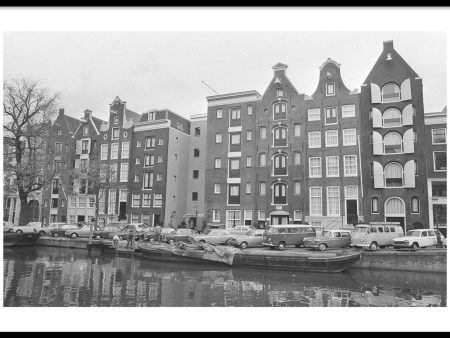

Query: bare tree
[3,79,59,225]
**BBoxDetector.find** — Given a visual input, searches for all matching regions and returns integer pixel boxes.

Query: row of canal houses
[3,40,447,234]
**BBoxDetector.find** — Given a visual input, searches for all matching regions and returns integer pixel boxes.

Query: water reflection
[3,247,446,307]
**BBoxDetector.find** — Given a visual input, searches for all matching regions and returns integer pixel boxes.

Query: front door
[386,217,405,232]
[119,202,127,221]
[346,200,358,225]
[271,215,289,225]
[153,214,161,227]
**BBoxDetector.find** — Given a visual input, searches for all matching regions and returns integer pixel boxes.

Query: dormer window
[326,83,335,96]
[148,112,155,121]
[113,116,119,124]
[382,83,401,103]
[83,125,89,136]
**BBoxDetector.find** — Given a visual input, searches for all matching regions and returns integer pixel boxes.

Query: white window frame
[326,82,335,96]
[294,181,301,196]
[308,108,321,121]
[132,194,140,208]
[154,194,163,208]
[326,156,339,177]
[142,193,152,207]
[259,153,267,167]
[112,127,119,140]
[309,157,322,178]
[308,131,321,148]
[246,130,252,141]
[245,183,252,194]
[259,182,266,196]
[432,128,447,145]
[121,141,130,159]
[327,186,340,216]
[342,129,357,146]
[215,133,222,144]
[212,209,221,222]
[214,183,221,194]
[216,109,223,119]
[344,155,358,177]
[246,156,252,168]
[324,106,338,125]
[433,151,447,172]
[325,130,338,147]
[120,163,129,182]
[110,143,119,160]
[342,105,356,118]
[309,187,322,216]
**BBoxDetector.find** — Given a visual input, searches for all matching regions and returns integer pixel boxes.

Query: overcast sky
[3,31,446,122]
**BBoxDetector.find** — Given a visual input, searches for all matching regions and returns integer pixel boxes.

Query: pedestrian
[126,223,136,248]
[112,234,120,248]
[154,223,163,242]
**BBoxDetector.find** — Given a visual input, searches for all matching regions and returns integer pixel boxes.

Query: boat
[138,241,362,273]
[3,232,40,247]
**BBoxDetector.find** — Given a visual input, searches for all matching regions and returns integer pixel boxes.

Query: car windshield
[406,230,422,237]
[354,227,369,234]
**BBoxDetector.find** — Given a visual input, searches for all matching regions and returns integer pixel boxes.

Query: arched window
[273,102,287,120]
[273,182,287,205]
[382,108,402,128]
[384,132,403,154]
[384,162,403,187]
[381,83,401,103]
[385,197,405,215]
[273,126,288,147]
[411,197,420,213]
[273,153,287,176]
[371,197,379,213]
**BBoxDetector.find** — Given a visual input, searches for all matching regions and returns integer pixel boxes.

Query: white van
[351,222,404,250]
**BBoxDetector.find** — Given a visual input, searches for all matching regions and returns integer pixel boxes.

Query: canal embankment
[33,236,447,274]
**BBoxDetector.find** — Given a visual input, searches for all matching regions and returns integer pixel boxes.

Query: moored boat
[3,232,40,247]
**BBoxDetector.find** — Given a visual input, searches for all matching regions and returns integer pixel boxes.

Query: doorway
[346,200,358,225]
[119,202,127,221]
[153,214,161,227]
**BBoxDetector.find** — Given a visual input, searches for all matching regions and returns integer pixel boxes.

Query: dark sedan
[162,228,196,245]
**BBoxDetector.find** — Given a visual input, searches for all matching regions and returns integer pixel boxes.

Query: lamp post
[432,197,443,248]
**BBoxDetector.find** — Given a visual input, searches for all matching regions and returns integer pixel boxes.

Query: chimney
[58,108,65,116]
[272,62,288,75]
[383,40,394,51]
[84,109,92,120]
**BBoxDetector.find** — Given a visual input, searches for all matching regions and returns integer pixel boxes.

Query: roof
[63,114,82,133]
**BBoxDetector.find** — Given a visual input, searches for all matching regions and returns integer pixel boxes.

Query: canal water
[3,246,447,307]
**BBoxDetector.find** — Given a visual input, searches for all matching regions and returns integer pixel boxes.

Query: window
[51,198,58,208]
[259,153,267,167]
[344,155,358,176]
[135,158,141,165]
[214,183,221,194]
[294,124,301,137]
[432,181,446,197]
[294,210,302,221]
[258,210,266,221]
[142,193,151,207]
[382,83,401,103]
[326,156,339,177]
[273,183,287,205]
[309,157,322,178]
[228,184,240,205]
[385,162,403,187]
[158,138,164,145]
[83,125,89,136]
[132,194,140,207]
[112,127,119,139]
[273,127,287,147]
[193,170,199,179]
[325,107,338,124]
[156,173,163,181]
[144,154,155,166]
[212,209,220,222]
[154,194,162,207]
[273,153,287,176]
[226,210,241,228]
[385,197,405,216]
[101,144,108,160]
[80,159,88,173]
[342,105,355,118]
[136,140,142,147]
[81,140,89,153]
[230,107,241,120]
[384,132,403,154]
[108,190,117,214]
[247,105,253,116]
[231,133,241,145]
[109,163,118,182]
[121,142,130,159]
[246,130,252,141]
[98,190,106,214]
[294,181,301,195]
[55,142,62,153]
[411,197,420,213]
[308,108,321,121]
[215,158,222,168]
[143,172,154,189]
[194,148,200,157]
[244,210,252,226]
[134,175,140,182]
[260,126,267,139]
[78,197,86,208]
[383,108,402,128]
[308,131,321,148]
[245,183,251,194]
[432,128,446,144]
[110,143,119,159]
[310,187,322,216]
[273,102,287,120]
[147,112,155,121]
[70,196,76,208]
[120,163,129,182]
[433,151,446,171]
[192,192,198,201]
[216,109,222,119]
[325,130,338,147]
[343,129,357,146]
[246,156,252,167]
[113,116,119,124]
[294,152,301,165]
[259,182,266,196]
[215,133,222,143]
[326,83,335,96]
[327,187,340,216]
[57,130,62,136]
[145,136,155,149]
[194,127,200,136]
[276,89,283,97]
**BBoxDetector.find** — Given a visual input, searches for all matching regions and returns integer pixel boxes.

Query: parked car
[3,221,16,233]
[162,228,196,244]
[262,224,317,250]
[95,225,128,240]
[228,225,252,236]
[303,229,352,251]
[227,229,266,249]
[392,229,447,250]
[351,222,404,250]
[50,224,82,237]
[189,229,233,245]
[55,224,94,238]
[9,221,45,234]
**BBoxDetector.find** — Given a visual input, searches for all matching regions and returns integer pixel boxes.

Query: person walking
[154,224,163,242]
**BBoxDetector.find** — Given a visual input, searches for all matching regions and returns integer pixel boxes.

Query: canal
[3,246,446,307]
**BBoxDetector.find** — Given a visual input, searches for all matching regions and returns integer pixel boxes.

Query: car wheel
[39,230,46,236]
[318,243,327,251]
[168,239,175,245]
[369,242,378,251]
[240,241,248,249]
[277,242,286,251]
[411,242,419,250]
[16,230,23,234]
[71,233,78,239]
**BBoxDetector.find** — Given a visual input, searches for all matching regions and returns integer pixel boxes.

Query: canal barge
[138,242,362,273]
[3,232,40,247]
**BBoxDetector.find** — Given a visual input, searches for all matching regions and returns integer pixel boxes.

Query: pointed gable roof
[262,62,299,98]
